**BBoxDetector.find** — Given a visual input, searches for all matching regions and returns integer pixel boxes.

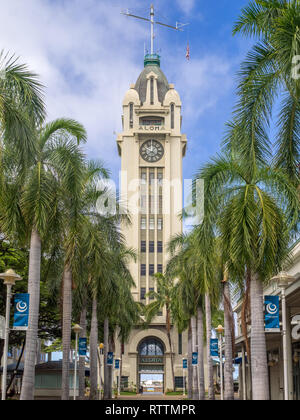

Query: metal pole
[219,333,224,401]
[2,284,12,401]
[281,287,289,400]
[150,4,154,54]
[73,332,78,400]
[182,361,185,396]
[98,348,102,400]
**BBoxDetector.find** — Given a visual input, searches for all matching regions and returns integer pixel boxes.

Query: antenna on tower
[121,4,188,56]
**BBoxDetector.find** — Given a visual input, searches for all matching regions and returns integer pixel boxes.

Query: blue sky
[0,0,253,185]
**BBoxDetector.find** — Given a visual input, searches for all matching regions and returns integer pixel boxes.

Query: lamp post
[72,324,82,401]
[216,325,224,401]
[98,343,104,400]
[271,271,295,401]
[0,269,22,401]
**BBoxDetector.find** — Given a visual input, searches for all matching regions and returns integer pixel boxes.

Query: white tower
[115,54,188,391]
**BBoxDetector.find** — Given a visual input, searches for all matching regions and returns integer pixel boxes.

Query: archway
[137,337,165,394]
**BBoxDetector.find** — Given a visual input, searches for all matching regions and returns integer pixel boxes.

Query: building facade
[234,239,300,400]
[115,54,188,392]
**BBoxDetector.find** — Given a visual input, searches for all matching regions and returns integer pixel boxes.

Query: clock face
[140,139,164,163]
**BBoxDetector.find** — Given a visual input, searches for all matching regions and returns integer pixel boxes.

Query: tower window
[141,217,146,230]
[157,218,163,230]
[149,217,155,230]
[150,77,154,105]
[149,264,155,275]
[140,287,146,300]
[141,241,146,253]
[149,241,154,253]
[141,172,147,185]
[141,264,146,276]
[171,103,175,129]
[149,287,154,300]
[157,264,163,273]
[157,241,163,253]
[129,103,133,128]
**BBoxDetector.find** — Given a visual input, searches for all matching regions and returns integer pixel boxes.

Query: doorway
[140,373,164,394]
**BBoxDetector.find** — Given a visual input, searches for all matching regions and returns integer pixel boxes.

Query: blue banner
[264,295,280,332]
[115,359,120,369]
[107,352,114,366]
[13,293,29,330]
[78,338,87,356]
[210,338,219,357]
[192,352,198,365]
[183,359,187,369]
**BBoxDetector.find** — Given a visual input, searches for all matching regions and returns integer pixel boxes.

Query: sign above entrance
[140,356,163,364]
[139,365,164,373]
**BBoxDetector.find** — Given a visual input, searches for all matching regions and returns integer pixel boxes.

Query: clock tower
[116,53,187,392]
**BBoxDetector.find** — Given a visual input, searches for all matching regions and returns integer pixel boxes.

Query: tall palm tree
[231,0,300,186]
[0,50,45,168]
[11,118,87,400]
[198,154,299,400]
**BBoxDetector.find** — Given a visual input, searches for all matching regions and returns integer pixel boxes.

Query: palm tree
[231,0,300,186]
[0,50,45,168]
[198,154,299,400]
[145,273,176,392]
[10,118,87,400]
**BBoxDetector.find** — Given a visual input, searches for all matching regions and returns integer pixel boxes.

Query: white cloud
[175,0,196,15]
[0,0,234,180]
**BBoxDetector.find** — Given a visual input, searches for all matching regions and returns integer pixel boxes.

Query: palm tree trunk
[197,306,205,400]
[103,317,110,399]
[191,315,198,400]
[205,293,215,400]
[78,305,87,400]
[187,322,193,399]
[61,265,72,400]
[166,308,175,391]
[250,272,269,400]
[20,228,41,400]
[223,281,234,400]
[89,297,98,400]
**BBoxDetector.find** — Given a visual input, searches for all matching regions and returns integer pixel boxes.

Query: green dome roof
[134,55,169,104]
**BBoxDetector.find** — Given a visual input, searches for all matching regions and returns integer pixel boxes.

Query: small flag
[186,42,190,61]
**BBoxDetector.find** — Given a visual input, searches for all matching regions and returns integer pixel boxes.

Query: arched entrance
[138,337,165,394]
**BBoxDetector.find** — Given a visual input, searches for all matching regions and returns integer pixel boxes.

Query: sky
[0,0,252,186]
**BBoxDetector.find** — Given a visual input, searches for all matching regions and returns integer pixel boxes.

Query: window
[175,377,184,389]
[149,172,155,185]
[149,218,155,230]
[150,77,154,105]
[149,264,155,275]
[121,376,129,390]
[157,218,163,230]
[121,342,125,355]
[158,311,163,316]
[141,217,146,230]
[141,264,146,276]
[141,241,146,253]
[129,103,133,128]
[141,172,147,185]
[149,241,154,253]
[171,103,175,129]
[149,287,154,300]
[157,241,163,253]
[141,195,146,212]
[178,333,182,355]
[157,264,163,273]
[158,172,163,186]
[140,287,146,300]
[138,338,164,356]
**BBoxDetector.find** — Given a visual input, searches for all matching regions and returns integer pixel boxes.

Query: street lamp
[216,325,224,401]
[0,269,22,401]
[98,343,104,400]
[271,271,295,401]
[72,324,82,401]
